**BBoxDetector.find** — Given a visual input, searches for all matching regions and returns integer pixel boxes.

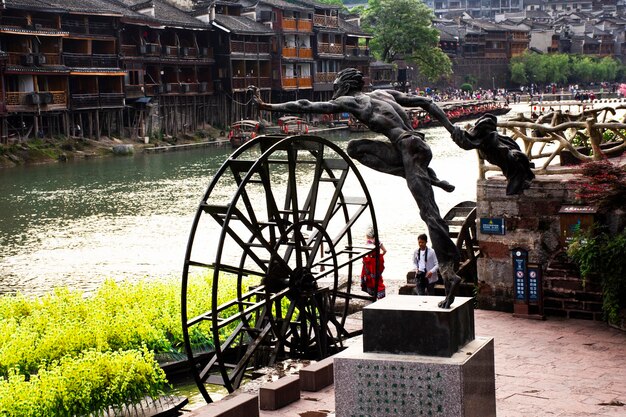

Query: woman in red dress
[360,227,387,299]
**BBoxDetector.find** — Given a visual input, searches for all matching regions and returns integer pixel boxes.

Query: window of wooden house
[64,38,89,54]
[93,40,116,55]
[125,70,142,85]
[99,76,122,93]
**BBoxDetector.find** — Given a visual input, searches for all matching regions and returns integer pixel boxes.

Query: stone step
[299,356,334,392]
[259,375,300,411]
[189,393,259,417]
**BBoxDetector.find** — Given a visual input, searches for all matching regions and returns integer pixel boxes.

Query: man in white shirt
[412,234,439,295]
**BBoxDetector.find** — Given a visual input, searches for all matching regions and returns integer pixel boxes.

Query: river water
[0,118,511,296]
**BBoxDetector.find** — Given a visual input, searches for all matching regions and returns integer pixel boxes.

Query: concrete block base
[300,356,334,392]
[334,337,496,417]
[259,375,300,410]
[363,295,475,357]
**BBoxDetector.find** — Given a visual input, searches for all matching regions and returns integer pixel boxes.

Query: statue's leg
[396,135,462,308]
[348,138,456,192]
[427,167,455,192]
[346,138,404,177]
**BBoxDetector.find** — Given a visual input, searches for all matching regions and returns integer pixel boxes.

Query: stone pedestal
[335,337,495,417]
[363,296,475,357]
[334,295,496,417]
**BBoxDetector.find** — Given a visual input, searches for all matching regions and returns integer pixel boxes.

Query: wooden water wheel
[180,134,381,403]
[443,200,481,282]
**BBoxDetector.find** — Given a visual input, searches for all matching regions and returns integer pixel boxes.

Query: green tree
[316,0,347,8]
[572,56,595,83]
[595,56,621,82]
[362,0,451,81]
[509,61,527,85]
[524,51,548,85]
[545,53,571,85]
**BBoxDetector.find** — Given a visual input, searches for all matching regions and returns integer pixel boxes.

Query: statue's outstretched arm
[261,99,342,114]
[249,86,343,114]
[387,90,455,133]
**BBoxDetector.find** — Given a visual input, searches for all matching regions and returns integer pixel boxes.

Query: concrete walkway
[187,308,626,417]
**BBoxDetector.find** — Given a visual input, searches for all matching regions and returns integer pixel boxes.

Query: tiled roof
[4,0,70,13]
[5,65,70,74]
[338,19,370,37]
[259,0,312,12]
[115,0,209,29]
[213,14,275,35]
[5,0,152,21]
[291,0,340,10]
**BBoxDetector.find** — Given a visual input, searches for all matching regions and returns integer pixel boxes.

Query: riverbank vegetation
[0,274,244,416]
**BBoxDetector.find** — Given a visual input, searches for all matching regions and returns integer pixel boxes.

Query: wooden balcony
[315,72,337,83]
[61,19,114,35]
[179,83,199,93]
[32,17,58,31]
[298,19,313,32]
[162,45,179,57]
[283,47,297,58]
[41,53,61,65]
[63,53,118,68]
[299,48,313,59]
[179,47,198,58]
[5,90,67,110]
[281,76,312,89]
[232,76,271,90]
[199,81,214,93]
[71,92,123,109]
[125,84,144,98]
[0,16,59,32]
[0,15,28,29]
[283,18,297,31]
[145,43,161,56]
[313,14,338,27]
[485,49,507,59]
[282,47,313,59]
[121,44,140,57]
[230,40,271,55]
[7,52,58,66]
[100,93,124,107]
[71,93,99,109]
[282,18,313,32]
[318,43,343,55]
[346,46,371,58]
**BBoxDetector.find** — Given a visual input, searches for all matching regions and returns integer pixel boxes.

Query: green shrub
[0,277,217,376]
[0,348,167,417]
[568,228,626,325]
[0,273,260,415]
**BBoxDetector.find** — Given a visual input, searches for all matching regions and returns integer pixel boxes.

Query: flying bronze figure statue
[250,68,534,308]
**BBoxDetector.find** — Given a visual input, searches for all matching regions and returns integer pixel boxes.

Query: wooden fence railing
[489,105,626,177]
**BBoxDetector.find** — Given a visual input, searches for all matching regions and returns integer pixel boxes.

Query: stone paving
[186,305,626,417]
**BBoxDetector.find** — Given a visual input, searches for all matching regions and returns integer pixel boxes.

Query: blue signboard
[527,264,541,303]
[512,248,528,301]
[480,217,505,235]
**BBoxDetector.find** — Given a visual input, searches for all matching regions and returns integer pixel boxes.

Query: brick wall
[474,173,605,320]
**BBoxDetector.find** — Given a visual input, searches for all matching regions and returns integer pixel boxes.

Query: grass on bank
[0,274,249,416]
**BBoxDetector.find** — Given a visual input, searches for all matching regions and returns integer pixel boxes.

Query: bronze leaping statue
[250,68,534,308]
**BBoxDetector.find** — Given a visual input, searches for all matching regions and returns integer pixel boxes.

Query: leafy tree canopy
[361,0,452,82]
[510,51,624,86]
